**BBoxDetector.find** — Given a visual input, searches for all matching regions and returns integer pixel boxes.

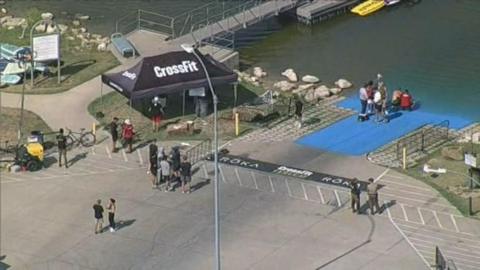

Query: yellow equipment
[26,142,44,161]
[351,0,385,16]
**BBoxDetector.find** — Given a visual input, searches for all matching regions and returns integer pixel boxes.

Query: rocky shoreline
[0,6,110,52]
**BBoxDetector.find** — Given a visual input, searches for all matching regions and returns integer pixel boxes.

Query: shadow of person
[42,156,58,168]
[191,179,211,192]
[0,255,10,270]
[114,219,136,231]
[381,199,396,214]
[67,152,88,167]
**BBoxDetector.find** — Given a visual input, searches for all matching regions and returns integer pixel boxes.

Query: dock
[296,0,361,25]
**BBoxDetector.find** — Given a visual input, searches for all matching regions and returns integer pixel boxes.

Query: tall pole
[19,63,27,141]
[192,50,220,270]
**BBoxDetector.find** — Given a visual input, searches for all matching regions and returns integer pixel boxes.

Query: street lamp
[181,43,220,270]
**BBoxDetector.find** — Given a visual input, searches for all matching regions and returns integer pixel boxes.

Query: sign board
[465,153,478,168]
[209,154,372,191]
[32,34,60,61]
[189,87,206,97]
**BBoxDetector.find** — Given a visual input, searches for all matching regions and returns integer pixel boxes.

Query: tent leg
[100,83,104,112]
[234,83,238,107]
[129,98,133,120]
[183,90,186,116]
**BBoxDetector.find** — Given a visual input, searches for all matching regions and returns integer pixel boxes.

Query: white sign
[122,71,137,80]
[153,60,199,78]
[33,34,60,61]
[465,153,478,168]
[189,87,206,97]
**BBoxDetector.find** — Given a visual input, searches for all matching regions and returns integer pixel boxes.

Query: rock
[441,146,464,161]
[1,7,6,14]
[7,25,13,30]
[335,78,353,89]
[3,17,26,28]
[71,28,79,35]
[79,27,87,33]
[302,75,320,83]
[472,132,480,144]
[297,84,314,91]
[329,87,342,95]
[250,76,258,82]
[91,34,102,40]
[97,42,107,51]
[314,85,330,99]
[46,24,56,34]
[57,24,68,33]
[273,80,295,92]
[0,15,11,24]
[304,89,316,103]
[253,67,267,78]
[76,14,90,20]
[72,20,80,26]
[66,36,75,41]
[281,68,298,82]
[166,121,194,136]
[41,12,54,20]
[233,106,269,122]
[34,23,47,33]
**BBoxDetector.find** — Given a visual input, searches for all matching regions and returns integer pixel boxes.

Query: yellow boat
[351,0,385,16]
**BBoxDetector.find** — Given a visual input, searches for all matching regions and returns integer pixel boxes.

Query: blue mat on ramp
[296,95,472,156]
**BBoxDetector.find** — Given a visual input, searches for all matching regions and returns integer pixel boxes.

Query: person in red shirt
[400,89,413,111]
[122,119,135,153]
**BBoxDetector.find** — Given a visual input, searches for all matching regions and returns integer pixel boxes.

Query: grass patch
[400,142,480,218]
[0,9,119,94]
[87,82,262,142]
[0,107,52,144]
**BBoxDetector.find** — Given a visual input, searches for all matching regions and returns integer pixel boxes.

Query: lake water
[5,0,480,119]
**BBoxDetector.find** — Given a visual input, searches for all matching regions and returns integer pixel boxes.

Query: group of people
[147,143,193,194]
[110,117,136,153]
[93,198,117,234]
[350,178,381,215]
[358,74,414,122]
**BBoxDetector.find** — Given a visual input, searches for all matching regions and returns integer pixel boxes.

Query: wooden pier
[296,0,361,25]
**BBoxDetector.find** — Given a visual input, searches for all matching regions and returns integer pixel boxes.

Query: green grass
[0,10,119,94]
[400,142,480,218]
[87,82,262,143]
[0,107,52,144]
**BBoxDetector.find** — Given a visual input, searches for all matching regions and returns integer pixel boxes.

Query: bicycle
[65,128,96,149]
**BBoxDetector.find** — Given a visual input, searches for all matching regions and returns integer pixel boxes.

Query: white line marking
[301,183,308,200]
[417,208,425,225]
[234,168,243,186]
[400,204,409,222]
[386,200,431,269]
[105,145,112,159]
[219,166,227,183]
[121,149,128,162]
[317,186,325,204]
[397,222,477,239]
[202,163,209,179]
[137,149,144,166]
[268,176,275,192]
[374,168,390,183]
[380,192,454,209]
[450,214,460,233]
[334,190,341,207]
[91,147,96,155]
[250,171,259,190]
[432,210,443,229]
[285,178,292,197]
[409,238,480,258]
[377,179,433,192]
[384,174,404,179]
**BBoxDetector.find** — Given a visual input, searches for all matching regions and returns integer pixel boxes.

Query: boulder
[57,24,68,34]
[233,106,269,122]
[79,27,87,33]
[1,8,6,14]
[314,85,330,99]
[34,23,47,32]
[441,146,464,161]
[66,36,75,41]
[250,76,258,82]
[304,89,316,103]
[97,42,107,51]
[302,75,320,83]
[329,87,342,95]
[166,121,194,136]
[7,25,14,30]
[281,68,298,82]
[0,15,12,24]
[335,78,353,89]
[46,24,56,34]
[472,132,480,144]
[297,84,314,91]
[41,12,54,20]
[3,17,26,27]
[91,34,102,40]
[273,80,295,92]
[72,20,80,26]
[253,67,267,78]
[76,14,90,20]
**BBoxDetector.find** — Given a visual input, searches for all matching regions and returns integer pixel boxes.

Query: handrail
[185,139,212,165]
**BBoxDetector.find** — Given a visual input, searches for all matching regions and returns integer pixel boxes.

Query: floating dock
[296,0,361,25]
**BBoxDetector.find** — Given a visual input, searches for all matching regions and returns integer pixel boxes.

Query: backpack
[123,126,134,139]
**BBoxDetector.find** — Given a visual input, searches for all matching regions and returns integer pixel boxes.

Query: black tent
[101,50,238,100]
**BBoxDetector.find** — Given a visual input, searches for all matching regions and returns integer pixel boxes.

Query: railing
[185,139,212,165]
[115,9,175,37]
[396,120,449,160]
[435,246,457,270]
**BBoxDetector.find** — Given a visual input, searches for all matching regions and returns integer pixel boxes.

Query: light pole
[181,43,220,270]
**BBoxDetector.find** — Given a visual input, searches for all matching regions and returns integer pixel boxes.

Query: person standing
[367,178,381,215]
[147,143,158,189]
[149,96,164,132]
[350,178,361,214]
[56,128,68,168]
[160,156,171,192]
[93,199,104,234]
[110,117,119,153]
[358,83,369,121]
[106,198,116,232]
[294,96,304,129]
[170,146,181,185]
[400,89,413,111]
[122,119,135,153]
[180,155,192,194]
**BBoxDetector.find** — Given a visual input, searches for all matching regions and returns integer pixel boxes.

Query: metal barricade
[185,139,212,165]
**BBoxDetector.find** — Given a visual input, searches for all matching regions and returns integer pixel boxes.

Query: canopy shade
[101,50,238,100]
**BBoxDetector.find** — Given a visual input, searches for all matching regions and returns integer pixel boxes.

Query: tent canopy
[101,50,238,100]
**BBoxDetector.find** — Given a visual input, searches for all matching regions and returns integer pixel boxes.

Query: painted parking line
[317,186,325,204]
[250,171,259,190]
[268,176,275,192]
[105,145,112,159]
[219,166,227,184]
[374,168,389,183]
[285,178,292,197]
[417,208,425,225]
[379,192,455,210]
[432,210,443,229]
[377,179,434,192]
[400,204,409,222]
[334,190,341,207]
[301,183,308,200]
[137,149,144,166]
[121,149,128,162]
[234,168,243,186]
[450,214,460,233]
[398,222,478,240]
[202,163,209,179]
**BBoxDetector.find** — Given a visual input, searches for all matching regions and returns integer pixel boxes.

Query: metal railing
[396,120,450,160]
[185,139,212,165]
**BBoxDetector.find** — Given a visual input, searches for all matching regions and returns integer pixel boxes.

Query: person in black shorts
[110,117,119,153]
[170,146,181,184]
[147,143,158,189]
[56,128,68,168]
[180,155,192,194]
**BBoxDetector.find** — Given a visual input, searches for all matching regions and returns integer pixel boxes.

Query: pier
[296,0,361,25]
